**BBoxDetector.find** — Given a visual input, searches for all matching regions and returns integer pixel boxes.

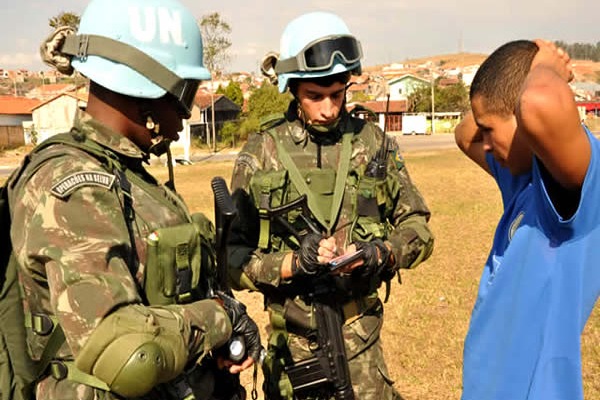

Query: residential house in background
[386,74,429,101]
[348,99,408,132]
[0,96,41,148]
[457,65,479,86]
[26,83,80,101]
[30,88,88,143]
[346,73,372,102]
[189,89,241,144]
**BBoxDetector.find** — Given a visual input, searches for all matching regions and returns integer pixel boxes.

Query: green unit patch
[51,171,116,199]
[392,149,404,169]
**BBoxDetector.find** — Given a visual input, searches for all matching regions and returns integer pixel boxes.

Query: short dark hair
[288,71,351,96]
[470,40,539,116]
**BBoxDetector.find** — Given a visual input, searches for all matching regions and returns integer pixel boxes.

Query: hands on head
[532,39,574,82]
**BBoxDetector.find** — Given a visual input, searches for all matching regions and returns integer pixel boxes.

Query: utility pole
[430,72,436,134]
[210,78,217,153]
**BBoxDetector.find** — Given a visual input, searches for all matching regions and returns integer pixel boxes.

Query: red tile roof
[0,96,42,115]
[347,82,369,92]
[30,92,89,111]
[25,83,79,99]
[194,89,223,109]
[351,100,407,113]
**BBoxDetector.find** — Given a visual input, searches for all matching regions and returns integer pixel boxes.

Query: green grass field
[150,148,599,400]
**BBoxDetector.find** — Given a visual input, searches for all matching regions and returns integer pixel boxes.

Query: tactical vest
[249,116,401,400]
[249,117,398,254]
[5,130,216,394]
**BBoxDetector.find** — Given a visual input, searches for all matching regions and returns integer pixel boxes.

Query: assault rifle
[211,176,245,363]
[212,177,237,292]
[261,195,355,400]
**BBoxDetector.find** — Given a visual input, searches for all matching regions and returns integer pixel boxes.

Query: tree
[407,83,434,113]
[554,41,600,62]
[350,91,370,103]
[407,79,469,113]
[246,82,291,120]
[49,12,80,30]
[236,82,292,141]
[217,80,244,108]
[199,13,232,77]
[435,81,470,113]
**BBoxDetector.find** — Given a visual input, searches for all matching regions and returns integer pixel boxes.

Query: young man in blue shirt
[455,39,600,400]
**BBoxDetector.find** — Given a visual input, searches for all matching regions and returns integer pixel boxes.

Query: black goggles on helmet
[62,34,200,119]
[275,35,363,74]
[171,79,200,119]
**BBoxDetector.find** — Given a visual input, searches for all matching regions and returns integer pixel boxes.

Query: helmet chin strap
[143,112,176,191]
[137,110,172,159]
[296,101,342,135]
[145,114,169,156]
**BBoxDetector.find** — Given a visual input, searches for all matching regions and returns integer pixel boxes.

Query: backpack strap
[7,131,139,392]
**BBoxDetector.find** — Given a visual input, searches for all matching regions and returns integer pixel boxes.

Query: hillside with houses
[1,53,599,151]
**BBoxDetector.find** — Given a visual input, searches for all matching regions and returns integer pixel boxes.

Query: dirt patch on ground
[0,146,33,166]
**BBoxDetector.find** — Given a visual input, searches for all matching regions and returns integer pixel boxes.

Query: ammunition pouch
[250,168,336,251]
[352,174,388,243]
[144,213,215,305]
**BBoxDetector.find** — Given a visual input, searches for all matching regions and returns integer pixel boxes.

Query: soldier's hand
[291,233,332,277]
[354,239,393,278]
[216,292,262,373]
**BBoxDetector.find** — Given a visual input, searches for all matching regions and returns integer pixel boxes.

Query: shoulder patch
[51,171,116,199]
[235,153,259,174]
[392,149,404,169]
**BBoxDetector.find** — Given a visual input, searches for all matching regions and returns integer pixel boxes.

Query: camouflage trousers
[262,301,402,400]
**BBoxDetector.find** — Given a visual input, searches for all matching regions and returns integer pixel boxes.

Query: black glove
[355,239,393,278]
[291,233,326,277]
[217,291,262,363]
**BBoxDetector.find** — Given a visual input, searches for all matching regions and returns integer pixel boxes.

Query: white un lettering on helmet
[128,6,184,46]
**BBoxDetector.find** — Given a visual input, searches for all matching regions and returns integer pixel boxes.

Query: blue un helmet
[60,0,209,118]
[274,12,363,93]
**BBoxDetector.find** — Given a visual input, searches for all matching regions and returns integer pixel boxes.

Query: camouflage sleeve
[10,150,230,358]
[228,133,289,290]
[384,138,434,270]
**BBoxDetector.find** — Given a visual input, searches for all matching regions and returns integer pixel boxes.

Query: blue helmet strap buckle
[275,35,362,74]
[61,33,198,117]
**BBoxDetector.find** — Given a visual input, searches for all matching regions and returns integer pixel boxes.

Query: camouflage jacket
[7,111,231,399]
[228,107,434,321]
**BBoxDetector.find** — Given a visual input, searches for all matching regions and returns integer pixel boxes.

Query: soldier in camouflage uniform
[6,0,261,399]
[227,12,434,400]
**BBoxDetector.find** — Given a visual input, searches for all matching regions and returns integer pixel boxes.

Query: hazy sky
[2,0,599,74]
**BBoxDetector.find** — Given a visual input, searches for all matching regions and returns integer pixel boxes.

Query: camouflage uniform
[7,111,237,400]
[228,103,434,400]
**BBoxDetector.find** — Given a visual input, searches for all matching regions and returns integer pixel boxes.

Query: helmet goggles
[275,35,363,74]
[171,79,199,119]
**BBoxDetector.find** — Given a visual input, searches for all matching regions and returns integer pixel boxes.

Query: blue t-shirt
[461,128,600,400]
